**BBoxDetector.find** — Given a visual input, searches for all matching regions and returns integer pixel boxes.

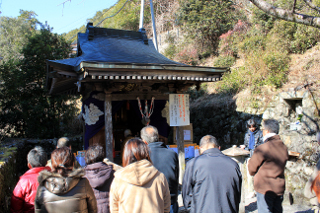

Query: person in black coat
[84,145,115,213]
[242,118,264,157]
[141,125,179,213]
[182,135,242,213]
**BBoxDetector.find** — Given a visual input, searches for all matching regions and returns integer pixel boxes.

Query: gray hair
[262,119,279,134]
[140,125,159,144]
[27,146,47,168]
[199,135,220,148]
[124,129,132,137]
[85,145,105,165]
[57,137,71,148]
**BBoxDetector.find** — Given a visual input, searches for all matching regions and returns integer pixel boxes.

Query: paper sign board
[184,130,191,140]
[169,94,190,126]
[173,124,193,143]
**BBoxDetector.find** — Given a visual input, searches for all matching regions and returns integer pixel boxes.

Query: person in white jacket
[110,138,171,213]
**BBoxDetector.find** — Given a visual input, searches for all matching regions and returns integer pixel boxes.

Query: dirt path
[177,194,313,213]
[244,196,313,213]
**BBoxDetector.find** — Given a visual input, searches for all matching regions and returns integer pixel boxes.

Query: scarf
[248,131,255,150]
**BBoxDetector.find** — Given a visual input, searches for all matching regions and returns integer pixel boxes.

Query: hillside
[63,0,320,105]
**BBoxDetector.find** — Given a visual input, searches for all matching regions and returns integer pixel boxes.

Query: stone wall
[262,89,320,204]
[189,88,320,205]
[189,94,262,149]
[0,146,19,213]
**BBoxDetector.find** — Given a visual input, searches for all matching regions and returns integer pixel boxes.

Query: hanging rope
[137,97,155,125]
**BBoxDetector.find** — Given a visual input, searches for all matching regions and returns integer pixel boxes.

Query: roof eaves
[78,62,228,73]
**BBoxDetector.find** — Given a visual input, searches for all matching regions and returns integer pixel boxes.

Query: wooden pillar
[177,126,185,184]
[104,93,113,161]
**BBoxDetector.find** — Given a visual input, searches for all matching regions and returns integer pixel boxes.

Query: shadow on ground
[295,210,315,213]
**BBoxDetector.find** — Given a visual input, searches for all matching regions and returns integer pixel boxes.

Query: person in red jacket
[10,146,50,213]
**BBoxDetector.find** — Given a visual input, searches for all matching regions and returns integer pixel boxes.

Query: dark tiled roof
[46,24,228,95]
[48,25,185,69]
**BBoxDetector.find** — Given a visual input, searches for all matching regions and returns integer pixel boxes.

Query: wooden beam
[111,93,169,101]
[104,93,113,161]
[176,126,185,185]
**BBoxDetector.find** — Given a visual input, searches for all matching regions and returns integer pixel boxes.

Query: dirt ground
[177,193,314,213]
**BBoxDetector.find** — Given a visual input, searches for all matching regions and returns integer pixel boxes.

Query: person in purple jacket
[84,145,115,213]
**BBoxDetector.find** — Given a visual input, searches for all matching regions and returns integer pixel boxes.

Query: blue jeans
[170,201,179,213]
[257,192,283,213]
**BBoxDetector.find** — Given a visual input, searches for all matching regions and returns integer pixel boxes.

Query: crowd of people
[9,119,320,213]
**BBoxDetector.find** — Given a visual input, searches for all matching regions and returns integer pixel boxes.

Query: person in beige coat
[110,138,171,213]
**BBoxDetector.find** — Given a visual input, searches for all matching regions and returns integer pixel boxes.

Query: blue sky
[0,0,118,34]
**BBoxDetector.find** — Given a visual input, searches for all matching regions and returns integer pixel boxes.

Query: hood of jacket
[115,159,158,186]
[38,168,85,195]
[84,162,113,189]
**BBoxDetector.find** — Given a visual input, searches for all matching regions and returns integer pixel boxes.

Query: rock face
[190,95,262,150]
[261,89,320,205]
[189,88,320,205]
[0,136,84,211]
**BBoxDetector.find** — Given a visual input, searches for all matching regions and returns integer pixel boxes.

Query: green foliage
[164,44,177,59]
[0,25,78,139]
[263,51,290,87]
[251,6,276,32]
[238,29,265,54]
[217,48,290,94]
[64,0,148,42]
[179,0,243,54]
[269,20,320,53]
[218,66,248,93]
[214,55,236,67]
[0,10,38,61]
[215,8,320,95]
[187,85,207,101]
[291,24,320,53]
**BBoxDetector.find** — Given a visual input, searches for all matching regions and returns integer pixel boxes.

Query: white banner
[169,94,190,126]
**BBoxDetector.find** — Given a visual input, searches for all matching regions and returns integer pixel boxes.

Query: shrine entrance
[46,23,228,181]
[112,100,169,146]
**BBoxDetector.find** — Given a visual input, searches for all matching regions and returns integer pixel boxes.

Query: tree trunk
[249,0,320,28]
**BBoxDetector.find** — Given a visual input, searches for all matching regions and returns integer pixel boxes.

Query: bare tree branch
[303,0,320,13]
[57,0,72,7]
[249,0,320,28]
[292,0,296,13]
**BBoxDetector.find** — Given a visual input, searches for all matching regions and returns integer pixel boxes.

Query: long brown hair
[122,138,152,167]
[51,147,75,176]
